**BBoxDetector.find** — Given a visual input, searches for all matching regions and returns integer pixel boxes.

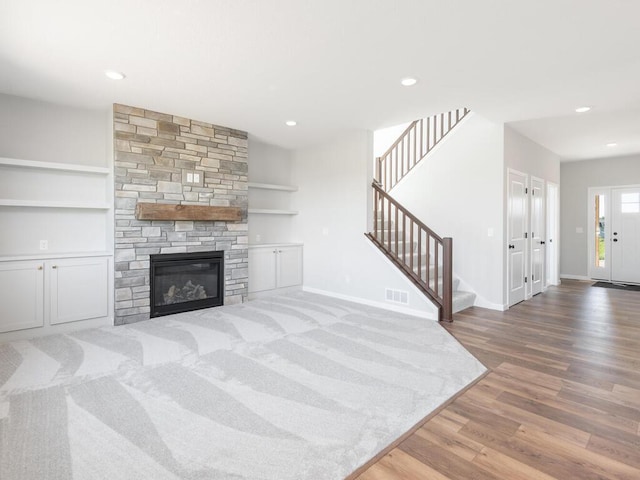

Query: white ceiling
[1,0,639,159]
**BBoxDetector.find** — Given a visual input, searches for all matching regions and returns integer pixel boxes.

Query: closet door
[508,170,527,306]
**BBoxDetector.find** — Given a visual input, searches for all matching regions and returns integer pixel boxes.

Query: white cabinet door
[49,257,109,325]
[0,261,44,333]
[277,246,303,288]
[249,247,278,293]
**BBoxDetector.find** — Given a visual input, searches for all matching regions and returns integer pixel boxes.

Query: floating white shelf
[0,199,110,209]
[0,157,110,175]
[248,208,298,215]
[0,251,113,262]
[248,242,304,248]
[248,182,298,192]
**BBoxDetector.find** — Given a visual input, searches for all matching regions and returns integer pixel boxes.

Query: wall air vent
[385,288,409,305]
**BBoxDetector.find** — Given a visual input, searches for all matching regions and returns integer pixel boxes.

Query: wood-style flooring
[356,280,640,480]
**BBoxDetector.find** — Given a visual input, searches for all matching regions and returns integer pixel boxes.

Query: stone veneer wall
[113,104,248,325]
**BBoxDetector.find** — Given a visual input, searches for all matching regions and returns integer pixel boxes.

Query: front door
[611,187,640,283]
[508,170,527,306]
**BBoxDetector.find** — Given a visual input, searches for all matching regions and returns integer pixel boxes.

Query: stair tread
[452,290,476,313]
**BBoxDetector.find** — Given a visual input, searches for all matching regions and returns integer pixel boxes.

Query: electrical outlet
[255,234,261,242]
[39,240,48,250]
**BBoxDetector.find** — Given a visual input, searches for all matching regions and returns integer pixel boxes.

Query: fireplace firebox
[149,251,224,317]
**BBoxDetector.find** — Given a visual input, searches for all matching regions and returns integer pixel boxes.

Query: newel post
[442,237,453,322]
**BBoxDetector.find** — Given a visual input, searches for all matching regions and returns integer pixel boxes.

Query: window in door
[620,192,640,213]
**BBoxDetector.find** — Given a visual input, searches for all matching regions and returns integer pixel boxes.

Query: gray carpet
[0,291,486,480]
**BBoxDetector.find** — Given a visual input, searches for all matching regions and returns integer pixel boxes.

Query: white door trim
[530,176,545,296]
[546,181,560,287]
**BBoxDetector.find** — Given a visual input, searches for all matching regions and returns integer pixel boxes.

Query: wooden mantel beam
[135,203,242,221]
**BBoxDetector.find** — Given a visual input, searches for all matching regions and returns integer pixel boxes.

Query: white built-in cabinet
[247,143,303,296]
[248,244,303,294]
[0,255,110,334]
[0,157,113,338]
[50,256,109,325]
[0,260,44,333]
[248,178,303,296]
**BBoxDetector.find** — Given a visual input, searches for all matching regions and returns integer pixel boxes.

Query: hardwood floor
[356,280,640,480]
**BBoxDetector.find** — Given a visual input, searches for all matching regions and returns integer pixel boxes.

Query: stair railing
[366,181,453,321]
[376,107,470,191]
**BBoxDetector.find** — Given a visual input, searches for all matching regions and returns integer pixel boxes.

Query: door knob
[540,241,545,245]
[613,238,618,242]
[508,244,515,249]
[613,232,618,235]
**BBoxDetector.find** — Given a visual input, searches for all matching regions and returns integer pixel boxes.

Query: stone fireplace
[113,104,248,325]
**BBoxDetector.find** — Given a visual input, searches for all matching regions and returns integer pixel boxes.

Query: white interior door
[611,187,640,283]
[508,170,527,306]
[530,177,545,296]
[588,187,611,281]
[546,182,559,286]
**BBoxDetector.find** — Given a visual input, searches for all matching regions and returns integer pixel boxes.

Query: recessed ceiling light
[400,77,418,87]
[606,142,618,147]
[105,70,126,80]
[285,120,297,127]
[575,106,591,113]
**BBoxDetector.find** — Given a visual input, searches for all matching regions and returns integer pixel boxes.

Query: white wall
[391,113,505,308]
[292,130,438,318]
[248,139,294,185]
[0,93,108,166]
[248,139,297,244]
[504,126,561,183]
[373,123,410,157]
[560,155,640,277]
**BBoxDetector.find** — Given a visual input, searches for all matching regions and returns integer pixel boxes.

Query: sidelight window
[594,195,606,267]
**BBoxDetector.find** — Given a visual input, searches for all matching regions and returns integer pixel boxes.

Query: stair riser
[453,291,476,313]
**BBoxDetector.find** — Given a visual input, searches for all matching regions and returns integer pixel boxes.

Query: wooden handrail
[376,108,470,192]
[372,181,443,243]
[379,120,419,161]
[368,181,453,321]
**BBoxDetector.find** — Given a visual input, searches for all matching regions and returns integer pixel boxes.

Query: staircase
[366,108,475,321]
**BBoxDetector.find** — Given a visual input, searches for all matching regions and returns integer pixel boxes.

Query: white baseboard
[560,274,592,281]
[473,298,508,311]
[248,285,302,300]
[302,286,438,320]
